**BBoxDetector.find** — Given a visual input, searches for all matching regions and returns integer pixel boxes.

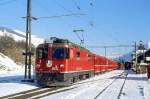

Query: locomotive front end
[35,42,70,86]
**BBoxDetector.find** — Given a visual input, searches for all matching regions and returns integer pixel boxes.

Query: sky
[0,0,150,57]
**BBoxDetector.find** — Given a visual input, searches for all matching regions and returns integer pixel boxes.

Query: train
[35,37,119,86]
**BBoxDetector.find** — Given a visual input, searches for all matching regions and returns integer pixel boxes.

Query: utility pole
[24,0,29,79]
[28,0,32,80]
[135,42,137,73]
[23,0,33,81]
[104,46,107,71]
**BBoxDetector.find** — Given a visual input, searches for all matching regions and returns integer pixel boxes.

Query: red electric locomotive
[35,37,94,86]
[35,37,119,86]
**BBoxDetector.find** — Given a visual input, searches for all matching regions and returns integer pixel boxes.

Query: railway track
[72,71,125,86]
[0,71,126,99]
[0,87,56,99]
[0,86,78,99]
[117,71,128,99]
[94,71,128,99]
[30,71,126,99]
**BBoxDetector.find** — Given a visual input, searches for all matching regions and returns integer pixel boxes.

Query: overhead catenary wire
[39,1,129,46]
[35,0,132,54]
[27,0,87,37]
[35,0,86,46]
[86,44,134,48]
[35,13,86,20]
[52,0,85,19]
[22,13,86,21]
[53,0,73,13]
[71,0,81,10]
[70,0,97,45]
[74,31,83,42]
[37,0,86,19]
[35,0,77,27]
[35,0,54,14]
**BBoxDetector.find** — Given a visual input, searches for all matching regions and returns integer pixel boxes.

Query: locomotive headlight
[36,64,40,67]
[47,60,52,67]
[60,64,64,67]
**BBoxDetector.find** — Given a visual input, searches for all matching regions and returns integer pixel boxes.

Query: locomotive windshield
[52,48,69,59]
[36,47,48,59]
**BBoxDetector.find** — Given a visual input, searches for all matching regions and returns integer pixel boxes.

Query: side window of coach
[88,54,91,60]
[76,51,80,60]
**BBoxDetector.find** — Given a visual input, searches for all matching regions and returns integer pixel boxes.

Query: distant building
[148,42,150,49]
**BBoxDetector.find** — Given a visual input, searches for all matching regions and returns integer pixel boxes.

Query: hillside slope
[0,27,45,72]
[0,53,22,72]
[0,27,44,47]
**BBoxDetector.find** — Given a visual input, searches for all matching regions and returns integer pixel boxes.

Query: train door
[69,48,74,71]
[93,55,97,75]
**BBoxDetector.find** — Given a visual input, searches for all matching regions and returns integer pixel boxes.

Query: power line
[71,0,81,10]
[86,44,134,48]
[22,13,86,21]
[34,0,86,46]
[35,0,121,47]
[37,0,85,19]
[35,13,86,20]
[70,0,98,45]
[36,0,53,14]
[53,0,73,13]
[35,0,78,36]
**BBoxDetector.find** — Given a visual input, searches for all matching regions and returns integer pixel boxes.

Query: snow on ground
[0,69,150,99]
[0,52,38,97]
[0,71,38,97]
[31,70,124,99]
[36,70,149,99]
[0,70,122,98]
[120,72,148,99]
[0,53,23,73]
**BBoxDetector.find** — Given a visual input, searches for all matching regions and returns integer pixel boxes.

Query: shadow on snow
[110,70,148,81]
[0,74,39,87]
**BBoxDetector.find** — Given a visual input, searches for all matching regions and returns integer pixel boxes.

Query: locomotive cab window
[52,48,69,59]
[36,47,48,59]
[65,48,69,58]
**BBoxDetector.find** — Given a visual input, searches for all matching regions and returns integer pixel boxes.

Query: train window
[36,48,48,59]
[88,54,91,60]
[65,48,69,59]
[52,48,69,59]
[76,52,80,59]
[37,49,43,58]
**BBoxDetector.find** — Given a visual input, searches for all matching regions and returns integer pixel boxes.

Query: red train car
[35,37,119,86]
[94,55,106,74]
[93,55,118,74]
[35,37,94,86]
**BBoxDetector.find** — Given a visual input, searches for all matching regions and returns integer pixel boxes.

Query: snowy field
[0,70,150,99]
[0,70,38,97]
[37,70,150,99]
